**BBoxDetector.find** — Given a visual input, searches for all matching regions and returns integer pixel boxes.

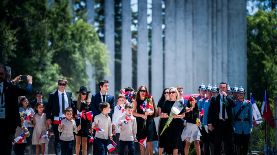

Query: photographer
[0,64,33,155]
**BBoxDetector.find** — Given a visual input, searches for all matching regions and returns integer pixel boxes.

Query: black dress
[159,100,184,150]
[76,101,92,137]
[136,99,158,141]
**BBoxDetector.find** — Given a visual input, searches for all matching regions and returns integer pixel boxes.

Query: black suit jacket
[207,94,235,127]
[90,92,115,118]
[30,99,48,109]
[46,90,73,120]
[2,81,32,134]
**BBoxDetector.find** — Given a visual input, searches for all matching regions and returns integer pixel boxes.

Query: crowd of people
[0,64,253,155]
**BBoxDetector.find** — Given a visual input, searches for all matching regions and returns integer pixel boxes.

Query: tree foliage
[0,0,108,95]
[247,10,277,99]
[247,1,277,152]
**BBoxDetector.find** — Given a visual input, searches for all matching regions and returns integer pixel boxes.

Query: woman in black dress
[157,88,170,154]
[133,86,158,155]
[159,87,185,155]
[74,86,92,155]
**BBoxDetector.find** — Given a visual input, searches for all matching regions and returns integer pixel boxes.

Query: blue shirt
[198,98,210,125]
[232,100,253,134]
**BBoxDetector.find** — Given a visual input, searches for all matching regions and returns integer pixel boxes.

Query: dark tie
[0,84,3,106]
[103,95,106,102]
[62,93,65,112]
[222,96,226,119]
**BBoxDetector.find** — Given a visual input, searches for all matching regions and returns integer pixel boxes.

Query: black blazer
[90,92,115,118]
[2,81,32,134]
[207,94,235,127]
[30,99,48,109]
[46,90,73,120]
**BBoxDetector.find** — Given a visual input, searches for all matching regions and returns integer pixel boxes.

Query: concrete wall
[87,0,247,96]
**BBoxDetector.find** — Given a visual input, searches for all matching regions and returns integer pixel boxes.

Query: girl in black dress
[133,86,158,155]
[74,86,92,155]
[159,87,186,155]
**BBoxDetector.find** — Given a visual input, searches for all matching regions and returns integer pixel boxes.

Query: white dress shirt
[58,90,69,117]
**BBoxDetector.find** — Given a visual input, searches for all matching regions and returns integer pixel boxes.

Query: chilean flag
[107,140,116,153]
[250,93,262,125]
[261,90,275,128]
[81,111,93,122]
[139,137,147,148]
[53,117,62,125]
[93,127,104,132]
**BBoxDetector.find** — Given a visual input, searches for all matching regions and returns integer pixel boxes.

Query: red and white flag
[53,116,62,125]
[107,143,116,153]
[139,137,147,148]
[261,90,275,128]
[250,94,262,125]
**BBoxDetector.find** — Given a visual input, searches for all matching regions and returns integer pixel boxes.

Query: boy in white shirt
[92,102,112,155]
[112,95,126,145]
[118,103,137,155]
[58,107,77,155]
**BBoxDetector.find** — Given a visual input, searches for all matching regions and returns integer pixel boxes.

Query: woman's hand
[77,125,81,131]
[141,114,147,120]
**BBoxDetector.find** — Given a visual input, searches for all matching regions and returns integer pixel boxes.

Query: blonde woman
[158,87,185,155]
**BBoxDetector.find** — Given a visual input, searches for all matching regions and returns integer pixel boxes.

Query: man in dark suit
[90,80,115,118]
[0,64,32,155]
[207,82,235,155]
[46,78,73,155]
[30,90,47,109]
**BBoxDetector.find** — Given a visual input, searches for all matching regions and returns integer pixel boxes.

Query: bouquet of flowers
[160,100,185,136]
[140,93,154,113]
[120,88,134,103]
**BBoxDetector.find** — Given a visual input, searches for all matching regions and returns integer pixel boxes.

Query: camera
[20,75,28,82]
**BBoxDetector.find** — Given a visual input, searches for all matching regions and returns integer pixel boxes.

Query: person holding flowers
[181,96,201,155]
[133,86,158,155]
[74,86,92,155]
[158,87,185,155]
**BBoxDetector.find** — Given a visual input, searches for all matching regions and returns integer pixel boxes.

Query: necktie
[62,93,65,112]
[222,96,226,119]
[0,84,3,106]
[103,95,106,102]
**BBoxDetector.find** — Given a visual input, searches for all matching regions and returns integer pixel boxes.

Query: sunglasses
[169,91,176,94]
[81,92,87,95]
[58,83,66,86]
[164,92,169,94]
[140,90,146,92]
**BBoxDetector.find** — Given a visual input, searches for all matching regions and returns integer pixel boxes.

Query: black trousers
[119,141,135,155]
[13,143,26,155]
[0,123,14,155]
[52,124,61,155]
[61,140,74,155]
[213,120,233,155]
[234,133,250,155]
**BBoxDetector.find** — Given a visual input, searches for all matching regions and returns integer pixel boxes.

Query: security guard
[211,85,218,97]
[199,84,213,155]
[231,86,239,101]
[232,87,252,155]
[197,84,206,108]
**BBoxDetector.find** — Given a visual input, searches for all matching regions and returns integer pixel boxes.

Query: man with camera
[0,64,33,155]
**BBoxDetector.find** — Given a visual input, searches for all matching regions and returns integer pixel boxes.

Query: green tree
[247,3,277,152]
[0,0,108,96]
